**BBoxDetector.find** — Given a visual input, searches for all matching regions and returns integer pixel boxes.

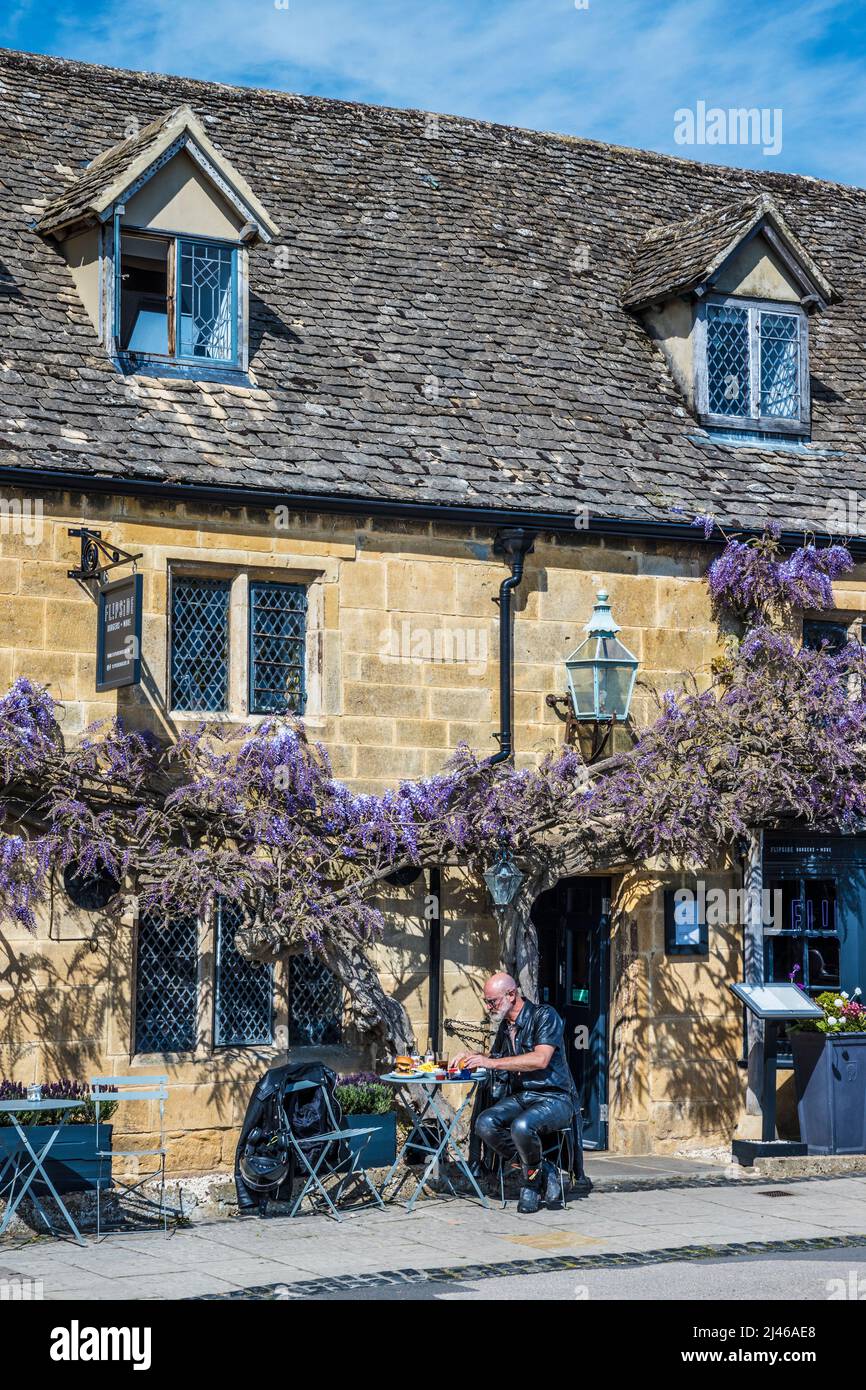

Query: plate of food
[391,1057,431,1081]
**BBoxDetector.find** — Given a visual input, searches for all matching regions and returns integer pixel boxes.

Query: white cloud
[23,0,866,185]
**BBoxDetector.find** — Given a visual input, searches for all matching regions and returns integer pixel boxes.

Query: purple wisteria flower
[691,513,716,540]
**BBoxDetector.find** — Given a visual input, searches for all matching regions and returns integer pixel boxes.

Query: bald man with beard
[453,971,577,1214]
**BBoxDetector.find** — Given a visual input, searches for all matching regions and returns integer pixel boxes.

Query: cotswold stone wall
[4,487,864,1168]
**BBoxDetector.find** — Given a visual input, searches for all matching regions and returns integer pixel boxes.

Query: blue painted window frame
[176,237,238,367]
[248,581,308,716]
[761,871,843,1067]
[117,229,240,370]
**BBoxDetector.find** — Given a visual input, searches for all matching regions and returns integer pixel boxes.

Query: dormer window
[697,295,808,435]
[36,104,278,383]
[623,194,837,447]
[120,233,237,365]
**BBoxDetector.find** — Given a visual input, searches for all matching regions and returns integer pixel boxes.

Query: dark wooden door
[534,876,611,1149]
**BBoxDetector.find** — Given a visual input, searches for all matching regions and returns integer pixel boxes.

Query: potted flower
[0,1080,117,1193]
[334,1073,397,1169]
[789,990,866,1155]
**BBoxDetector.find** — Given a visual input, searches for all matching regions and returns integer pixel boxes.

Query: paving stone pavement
[3,1173,866,1301]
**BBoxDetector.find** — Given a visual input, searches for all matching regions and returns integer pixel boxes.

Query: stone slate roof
[1,48,866,535]
[34,103,279,242]
[623,193,835,310]
[34,107,185,237]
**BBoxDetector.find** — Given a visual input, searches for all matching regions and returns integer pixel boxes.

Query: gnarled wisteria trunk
[236,915,416,1059]
[317,929,416,1059]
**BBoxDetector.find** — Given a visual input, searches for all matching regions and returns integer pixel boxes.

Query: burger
[394,1055,417,1075]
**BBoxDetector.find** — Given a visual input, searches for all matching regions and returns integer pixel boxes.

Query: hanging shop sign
[67,527,143,693]
[96,572,142,691]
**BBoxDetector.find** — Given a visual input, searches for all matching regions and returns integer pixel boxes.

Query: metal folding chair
[282,1079,386,1222]
[496,1125,573,1209]
[90,1074,172,1236]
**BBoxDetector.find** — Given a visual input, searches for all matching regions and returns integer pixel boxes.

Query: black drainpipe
[489,528,535,765]
[427,866,442,1055]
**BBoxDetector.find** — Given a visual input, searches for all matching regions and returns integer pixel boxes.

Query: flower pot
[790,1032,866,1155]
[339,1112,396,1169]
[0,1123,112,1193]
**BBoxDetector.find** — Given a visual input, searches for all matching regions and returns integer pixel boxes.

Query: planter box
[339,1112,396,1169]
[0,1124,112,1194]
[791,1031,866,1155]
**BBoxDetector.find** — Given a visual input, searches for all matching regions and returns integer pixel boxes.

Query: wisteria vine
[0,522,863,1048]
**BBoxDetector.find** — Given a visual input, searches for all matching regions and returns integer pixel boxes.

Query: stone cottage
[1,48,865,1170]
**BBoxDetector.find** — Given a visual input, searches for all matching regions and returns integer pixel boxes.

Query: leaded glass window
[707,304,750,417]
[700,297,807,433]
[288,956,343,1046]
[214,899,274,1047]
[179,241,235,362]
[117,231,239,370]
[171,577,230,712]
[135,912,198,1053]
[760,312,800,419]
[249,582,307,715]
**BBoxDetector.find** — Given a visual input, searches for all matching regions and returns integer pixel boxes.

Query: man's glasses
[482,991,514,1009]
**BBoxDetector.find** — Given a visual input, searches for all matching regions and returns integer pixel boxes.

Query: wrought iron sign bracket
[67,528,143,585]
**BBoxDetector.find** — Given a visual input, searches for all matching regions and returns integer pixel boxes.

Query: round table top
[381,1070,486,1085]
[0,1099,86,1113]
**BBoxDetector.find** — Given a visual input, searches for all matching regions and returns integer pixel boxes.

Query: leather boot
[517,1167,543,1214]
[542,1159,563,1210]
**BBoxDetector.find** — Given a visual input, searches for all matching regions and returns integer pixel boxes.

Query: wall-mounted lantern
[483,844,524,908]
[546,590,639,762]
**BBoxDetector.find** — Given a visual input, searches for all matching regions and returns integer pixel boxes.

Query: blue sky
[3,0,866,185]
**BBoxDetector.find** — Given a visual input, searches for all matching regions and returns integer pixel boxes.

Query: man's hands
[451,1052,496,1071]
[451,1044,555,1074]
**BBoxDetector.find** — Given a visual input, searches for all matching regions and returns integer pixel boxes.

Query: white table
[380,1073,490,1212]
[0,1099,88,1245]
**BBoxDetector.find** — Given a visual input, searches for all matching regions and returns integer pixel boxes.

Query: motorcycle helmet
[239,1132,291,1192]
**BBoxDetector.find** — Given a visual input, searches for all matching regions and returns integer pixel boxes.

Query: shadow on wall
[0,885,127,1083]
[609,870,745,1152]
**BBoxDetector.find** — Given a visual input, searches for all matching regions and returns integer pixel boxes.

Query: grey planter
[340,1112,396,1169]
[790,1031,866,1155]
[0,1123,112,1193]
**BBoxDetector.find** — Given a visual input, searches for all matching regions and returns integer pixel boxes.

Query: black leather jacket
[234,1061,338,1210]
[468,998,588,1182]
[490,997,575,1099]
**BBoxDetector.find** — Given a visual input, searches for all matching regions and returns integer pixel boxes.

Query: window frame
[115,225,242,373]
[248,579,308,717]
[168,572,232,715]
[166,565,317,721]
[133,910,200,1056]
[288,955,345,1048]
[213,898,275,1049]
[802,618,857,654]
[695,293,810,437]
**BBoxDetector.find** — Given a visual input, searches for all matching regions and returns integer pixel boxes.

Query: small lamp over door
[548,590,639,762]
[483,844,524,908]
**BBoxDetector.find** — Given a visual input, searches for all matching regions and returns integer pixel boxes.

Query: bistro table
[380,1072,490,1212]
[0,1099,88,1246]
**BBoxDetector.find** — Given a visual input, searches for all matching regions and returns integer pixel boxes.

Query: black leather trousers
[475,1092,575,1174]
